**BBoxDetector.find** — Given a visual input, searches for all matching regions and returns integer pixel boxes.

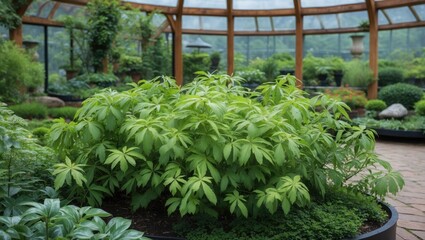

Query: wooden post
[227,0,234,75]
[294,0,303,88]
[366,0,378,99]
[173,0,184,86]
[9,27,23,46]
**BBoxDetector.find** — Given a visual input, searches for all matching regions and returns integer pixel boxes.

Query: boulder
[32,96,65,108]
[379,103,408,119]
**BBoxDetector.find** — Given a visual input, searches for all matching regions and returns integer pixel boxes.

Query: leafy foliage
[378,67,405,87]
[50,73,403,218]
[354,115,425,131]
[343,60,374,88]
[378,83,424,109]
[415,100,425,116]
[87,0,121,72]
[48,107,79,120]
[0,41,44,103]
[174,190,387,240]
[365,100,387,111]
[0,103,57,216]
[8,103,48,119]
[324,87,368,109]
[0,198,148,240]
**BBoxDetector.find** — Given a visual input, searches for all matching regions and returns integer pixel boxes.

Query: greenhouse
[1,0,425,239]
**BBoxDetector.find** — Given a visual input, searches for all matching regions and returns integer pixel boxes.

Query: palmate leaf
[53,157,87,190]
[105,146,145,172]
[224,190,248,218]
[372,170,405,197]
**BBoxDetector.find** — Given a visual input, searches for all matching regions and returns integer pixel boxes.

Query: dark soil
[101,197,387,239]
[102,197,182,237]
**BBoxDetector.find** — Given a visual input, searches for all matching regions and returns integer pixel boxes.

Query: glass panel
[152,13,167,27]
[25,0,47,17]
[257,17,272,32]
[184,0,226,9]
[233,0,293,10]
[320,14,339,29]
[128,0,178,7]
[0,26,9,40]
[234,35,295,69]
[235,17,256,31]
[182,34,227,84]
[23,24,45,64]
[273,16,296,31]
[385,7,417,23]
[339,11,368,28]
[47,26,69,88]
[302,0,364,8]
[182,16,200,29]
[378,28,425,59]
[53,3,84,21]
[304,16,321,30]
[201,16,227,31]
[413,4,425,21]
[378,10,389,25]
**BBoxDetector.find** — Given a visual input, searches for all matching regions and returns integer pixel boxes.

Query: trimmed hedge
[378,83,423,110]
[9,103,48,119]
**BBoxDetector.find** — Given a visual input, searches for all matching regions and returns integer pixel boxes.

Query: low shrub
[365,100,387,111]
[415,100,425,116]
[9,102,48,119]
[378,67,405,87]
[48,107,79,119]
[174,190,386,240]
[378,83,423,109]
[354,115,425,131]
[74,73,118,87]
[324,87,368,109]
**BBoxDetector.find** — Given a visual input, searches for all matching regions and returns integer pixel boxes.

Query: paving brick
[411,230,425,240]
[398,220,425,231]
[397,227,420,240]
[399,214,425,223]
[413,204,425,212]
[397,206,424,215]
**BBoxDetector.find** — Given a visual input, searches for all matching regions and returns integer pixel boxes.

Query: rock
[379,103,408,119]
[32,96,65,108]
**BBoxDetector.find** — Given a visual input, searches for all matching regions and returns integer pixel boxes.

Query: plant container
[144,202,398,240]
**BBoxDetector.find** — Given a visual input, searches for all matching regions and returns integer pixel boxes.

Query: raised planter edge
[145,202,399,240]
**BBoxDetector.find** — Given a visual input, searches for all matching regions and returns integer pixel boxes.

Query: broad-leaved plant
[50,73,404,217]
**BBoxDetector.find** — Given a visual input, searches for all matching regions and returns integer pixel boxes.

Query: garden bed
[373,128,425,139]
[101,195,397,240]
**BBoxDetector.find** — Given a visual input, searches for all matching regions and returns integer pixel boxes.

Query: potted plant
[315,65,333,86]
[49,73,403,239]
[328,56,346,87]
[119,55,143,82]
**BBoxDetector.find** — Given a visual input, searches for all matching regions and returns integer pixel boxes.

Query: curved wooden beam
[48,2,61,19]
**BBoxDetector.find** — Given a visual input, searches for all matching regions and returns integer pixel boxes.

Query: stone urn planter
[350,35,365,59]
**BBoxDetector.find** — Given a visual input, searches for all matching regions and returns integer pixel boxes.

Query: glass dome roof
[22,0,425,36]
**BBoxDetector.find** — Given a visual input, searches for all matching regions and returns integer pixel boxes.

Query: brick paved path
[375,140,425,240]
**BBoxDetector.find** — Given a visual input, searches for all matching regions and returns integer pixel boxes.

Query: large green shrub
[50,73,403,217]
[378,67,405,87]
[0,41,44,103]
[378,83,423,109]
[415,100,425,116]
[343,60,374,88]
